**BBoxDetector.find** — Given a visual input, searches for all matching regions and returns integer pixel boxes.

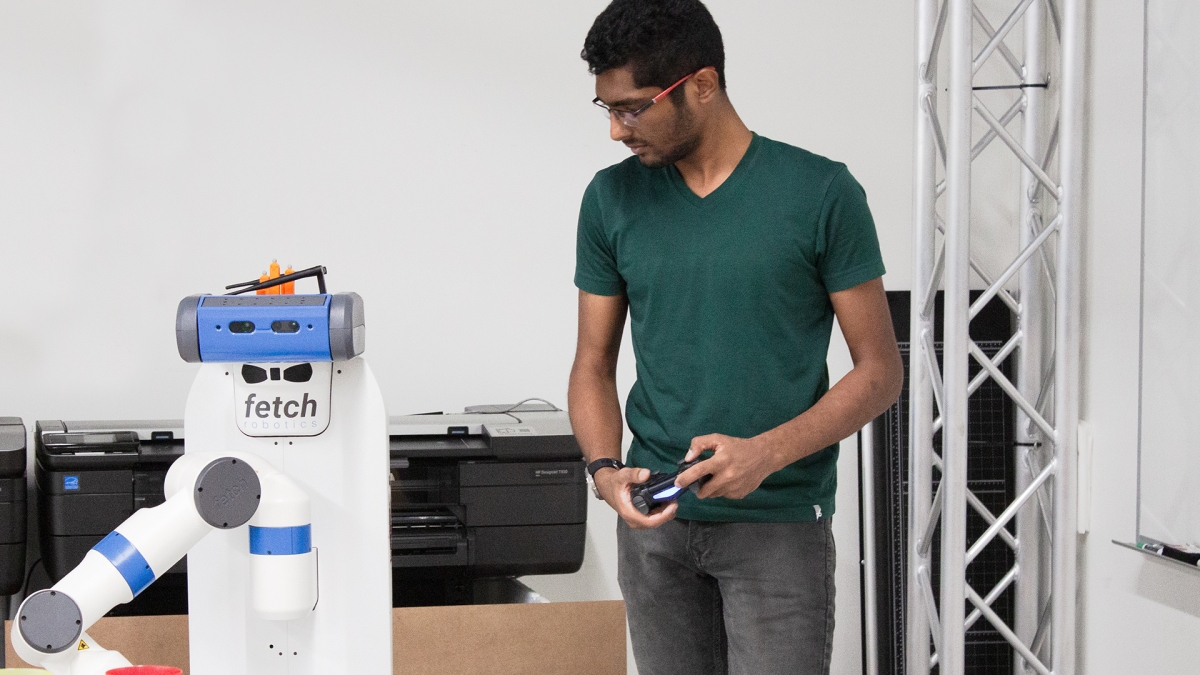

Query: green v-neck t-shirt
[574,133,885,522]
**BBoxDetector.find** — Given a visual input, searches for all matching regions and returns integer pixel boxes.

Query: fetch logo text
[243,392,319,419]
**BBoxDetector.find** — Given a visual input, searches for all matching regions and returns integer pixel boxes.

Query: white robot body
[184,357,392,675]
[12,286,391,675]
[12,448,323,674]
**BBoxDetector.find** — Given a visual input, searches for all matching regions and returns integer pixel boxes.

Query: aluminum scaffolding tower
[907,0,1083,674]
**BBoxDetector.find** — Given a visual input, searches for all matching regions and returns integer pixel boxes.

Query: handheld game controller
[630,458,712,515]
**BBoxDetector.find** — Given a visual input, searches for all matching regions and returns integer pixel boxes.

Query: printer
[389,402,586,604]
[33,419,187,615]
[31,403,587,610]
[0,418,27,598]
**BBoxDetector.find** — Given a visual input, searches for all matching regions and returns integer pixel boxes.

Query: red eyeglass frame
[593,69,703,127]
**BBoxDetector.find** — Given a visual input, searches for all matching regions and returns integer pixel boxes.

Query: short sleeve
[815,166,887,293]
[574,179,625,296]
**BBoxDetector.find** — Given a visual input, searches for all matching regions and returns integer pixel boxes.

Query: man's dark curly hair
[582,0,726,94]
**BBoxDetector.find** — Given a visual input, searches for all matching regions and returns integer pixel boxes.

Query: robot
[12,266,393,674]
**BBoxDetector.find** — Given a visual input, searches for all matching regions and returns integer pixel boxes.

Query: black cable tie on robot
[225,265,328,295]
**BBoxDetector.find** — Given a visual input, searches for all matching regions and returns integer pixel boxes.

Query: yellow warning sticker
[78,640,89,651]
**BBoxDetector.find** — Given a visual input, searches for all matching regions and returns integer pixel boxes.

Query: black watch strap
[586,457,625,477]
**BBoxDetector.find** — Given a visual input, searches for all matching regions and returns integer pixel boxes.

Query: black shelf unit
[863,291,1017,675]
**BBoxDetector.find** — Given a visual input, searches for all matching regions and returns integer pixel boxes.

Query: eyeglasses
[593,71,697,128]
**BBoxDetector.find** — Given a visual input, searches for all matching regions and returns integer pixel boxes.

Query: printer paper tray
[392,509,470,567]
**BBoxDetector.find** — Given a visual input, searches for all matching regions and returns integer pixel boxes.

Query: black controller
[630,458,712,515]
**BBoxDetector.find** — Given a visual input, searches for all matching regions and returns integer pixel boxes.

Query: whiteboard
[1139,0,1200,547]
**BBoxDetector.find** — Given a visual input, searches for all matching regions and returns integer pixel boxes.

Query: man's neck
[673,103,754,199]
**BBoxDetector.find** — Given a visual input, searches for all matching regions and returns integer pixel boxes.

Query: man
[569,1,904,674]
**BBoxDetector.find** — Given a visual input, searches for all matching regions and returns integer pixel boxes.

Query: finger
[611,468,649,492]
[619,499,676,528]
[685,435,720,462]
[643,501,678,526]
[696,473,728,499]
[675,457,714,488]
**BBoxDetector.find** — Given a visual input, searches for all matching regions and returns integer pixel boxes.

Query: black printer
[33,419,187,615]
[31,404,587,610]
[389,402,586,605]
[0,418,28,597]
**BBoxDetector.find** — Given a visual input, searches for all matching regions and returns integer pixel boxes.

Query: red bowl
[106,667,183,675]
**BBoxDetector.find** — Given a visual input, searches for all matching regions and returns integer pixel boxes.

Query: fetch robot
[11,266,393,674]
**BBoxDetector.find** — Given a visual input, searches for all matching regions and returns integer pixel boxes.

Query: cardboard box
[5,600,625,675]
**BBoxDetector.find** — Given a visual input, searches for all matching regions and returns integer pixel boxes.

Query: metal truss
[907,1,1083,674]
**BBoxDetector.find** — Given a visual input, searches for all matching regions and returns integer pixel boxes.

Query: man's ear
[691,67,721,104]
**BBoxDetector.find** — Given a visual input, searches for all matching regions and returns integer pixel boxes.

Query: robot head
[175,292,365,364]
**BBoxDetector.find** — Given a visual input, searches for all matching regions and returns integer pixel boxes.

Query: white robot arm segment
[248,471,317,620]
[12,452,315,675]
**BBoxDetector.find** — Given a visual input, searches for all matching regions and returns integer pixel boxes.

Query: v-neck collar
[666,132,762,208]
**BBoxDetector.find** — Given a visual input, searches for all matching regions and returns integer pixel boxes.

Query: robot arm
[12,453,316,675]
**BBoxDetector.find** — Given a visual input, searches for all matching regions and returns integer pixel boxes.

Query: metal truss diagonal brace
[966,584,1052,675]
[966,458,1057,565]
[918,565,944,658]
[964,564,1019,631]
[972,4,1023,76]
[924,95,949,165]
[973,0,1038,73]
[968,340,1056,439]
[974,96,1061,196]
[923,329,947,418]
[917,481,944,557]
[922,0,951,82]
[972,96,1026,159]
[933,329,1023,435]
[969,214,1062,320]
[933,213,1022,314]
[927,448,1021,554]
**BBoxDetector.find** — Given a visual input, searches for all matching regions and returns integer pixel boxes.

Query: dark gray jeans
[617,517,835,675]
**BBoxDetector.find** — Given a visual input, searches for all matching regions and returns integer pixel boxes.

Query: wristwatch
[586,458,625,499]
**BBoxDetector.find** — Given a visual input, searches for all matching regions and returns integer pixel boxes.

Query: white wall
[0,2,915,674]
[1077,1,1200,672]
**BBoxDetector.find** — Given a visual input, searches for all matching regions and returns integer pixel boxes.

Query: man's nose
[610,115,632,142]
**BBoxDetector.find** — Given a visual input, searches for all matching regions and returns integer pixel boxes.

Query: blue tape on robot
[249,525,312,556]
[196,295,332,363]
[93,531,156,597]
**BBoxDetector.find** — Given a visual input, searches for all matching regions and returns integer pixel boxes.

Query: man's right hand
[594,466,678,529]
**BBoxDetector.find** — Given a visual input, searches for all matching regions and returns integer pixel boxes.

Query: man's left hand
[675,433,783,500]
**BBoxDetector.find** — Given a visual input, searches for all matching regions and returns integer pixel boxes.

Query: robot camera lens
[271,320,301,334]
[228,321,255,334]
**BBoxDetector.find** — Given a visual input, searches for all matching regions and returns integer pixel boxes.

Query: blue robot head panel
[176,292,365,364]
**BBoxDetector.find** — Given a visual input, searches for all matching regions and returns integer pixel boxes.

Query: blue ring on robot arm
[92,531,156,597]
[249,525,312,556]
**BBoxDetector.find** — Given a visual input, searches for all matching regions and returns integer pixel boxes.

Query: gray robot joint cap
[194,457,262,529]
[19,589,83,654]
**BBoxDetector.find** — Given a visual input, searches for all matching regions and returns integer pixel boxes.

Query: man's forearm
[756,358,903,471]
[568,364,625,464]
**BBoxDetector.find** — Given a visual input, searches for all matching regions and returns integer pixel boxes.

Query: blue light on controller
[652,485,683,500]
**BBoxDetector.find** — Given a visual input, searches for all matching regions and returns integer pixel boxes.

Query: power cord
[20,557,42,597]
[473,398,562,424]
